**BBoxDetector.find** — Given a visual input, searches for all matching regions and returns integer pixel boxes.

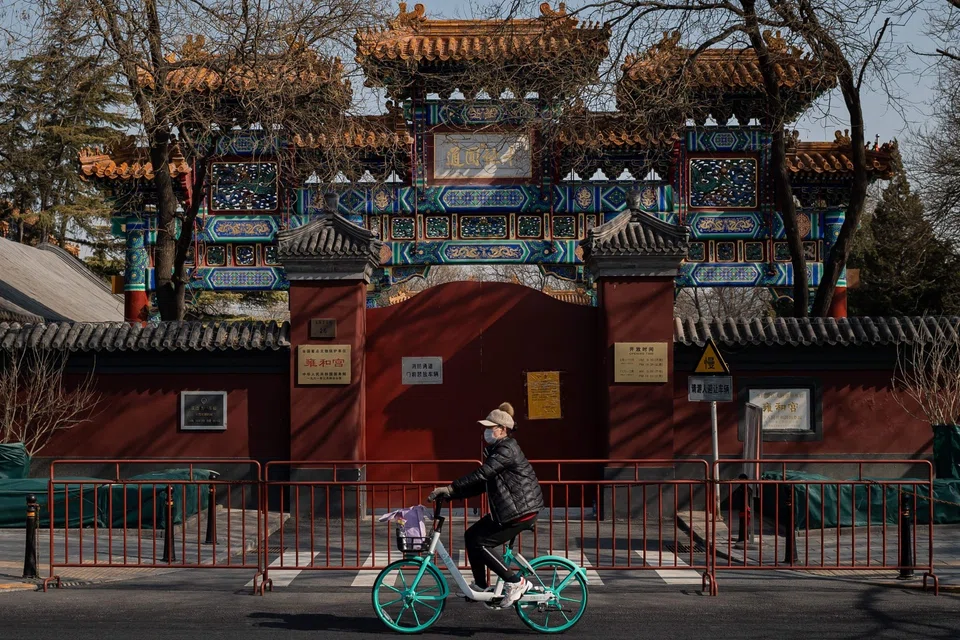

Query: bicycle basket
[395,525,429,554]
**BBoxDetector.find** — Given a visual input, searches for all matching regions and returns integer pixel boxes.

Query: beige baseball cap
[478,407,515,430]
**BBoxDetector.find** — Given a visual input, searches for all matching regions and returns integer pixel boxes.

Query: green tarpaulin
[0,443,30,479]
[933,424,960,480]
[96,469,216,528]
[760,470,960,528]
[0,478,106,528]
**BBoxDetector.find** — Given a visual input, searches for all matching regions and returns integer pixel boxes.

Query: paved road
[1,572,957,639]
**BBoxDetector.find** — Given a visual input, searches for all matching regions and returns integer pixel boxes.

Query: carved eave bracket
[278,193,383,283]
[580,190,689,279]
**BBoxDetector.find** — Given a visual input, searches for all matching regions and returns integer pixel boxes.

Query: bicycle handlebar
[432,496,444,521]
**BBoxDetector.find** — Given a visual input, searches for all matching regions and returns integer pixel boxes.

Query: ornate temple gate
[364,281,604,489]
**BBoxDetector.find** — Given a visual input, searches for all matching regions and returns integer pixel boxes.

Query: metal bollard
[161,485,176,563]
[783,484,798,564]
[204,473,219,545]
[898,489,914,579]
[23,494,39,579]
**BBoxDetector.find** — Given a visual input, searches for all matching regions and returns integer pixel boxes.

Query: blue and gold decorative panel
[687,242,706,262]
[715,241,736,262]
[686,129,765,152]
[205,245,227,266]
[391,217,416,240]
[688,212,762,239]
[431,100,540,126]
[678,262,822,287]
[460,215,508,239]
[517,216,542,238]
[552,216,576,239]
[385,240,580,265]
[185,245,195,266]
[234,245,256,267]
[744,242,764,262]
[263,245,279,266]
[186,267,287,291]
[774,242,791,262]
[688,158,757,209]
[210,162,278,211]
[425,216,450,239]
[201,216,279,242]
[803,241,818,261]
[214,133,282,156]
[440,187,531,211]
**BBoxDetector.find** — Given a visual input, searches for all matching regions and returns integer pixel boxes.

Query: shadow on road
[853,587,960,638]
[248,611,532,635]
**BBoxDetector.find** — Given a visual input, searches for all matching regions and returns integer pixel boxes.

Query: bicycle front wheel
[515,556,589,634]
[372,559,448,633]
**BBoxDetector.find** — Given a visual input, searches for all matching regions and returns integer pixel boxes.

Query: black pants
[464,514,537,588]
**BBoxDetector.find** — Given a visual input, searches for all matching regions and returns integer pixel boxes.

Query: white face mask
[483,428,498,444]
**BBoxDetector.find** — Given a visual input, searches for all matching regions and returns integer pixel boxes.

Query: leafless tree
[31,0,390,320]
[892,335,960,427]
[675,287,774,320]
[0,348,101,455]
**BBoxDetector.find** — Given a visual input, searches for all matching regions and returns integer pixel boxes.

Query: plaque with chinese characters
[402,357,443,385]
[748,389,811,431]
[180,391,227,431]
[526,371,562,420]
[309,318,337,339]
[297,345,351,385]
[432,133,531,181]
[614,342,669,383]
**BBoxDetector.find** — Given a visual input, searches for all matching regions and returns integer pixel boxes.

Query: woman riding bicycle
[428,402,544,608]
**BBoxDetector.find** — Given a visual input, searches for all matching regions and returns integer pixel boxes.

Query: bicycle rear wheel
[372,559,448,633]
[515,557,589,634]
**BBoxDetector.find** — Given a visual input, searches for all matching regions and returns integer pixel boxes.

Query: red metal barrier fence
[712,460,938,595]
[43,459,263,592]
[38,457,938,597]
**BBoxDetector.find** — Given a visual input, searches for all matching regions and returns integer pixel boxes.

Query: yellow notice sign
[614,343,669,383]
[297,344,351,385]
[693,339,730,375]
[526,371,562,420]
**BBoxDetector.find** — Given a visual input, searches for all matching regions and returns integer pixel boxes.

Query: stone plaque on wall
[309,318,337,339]
[402,357,443,385]
[433,133,532,181]
[180,391,227,431]
[614,342,669,383]
[297,344,351,385]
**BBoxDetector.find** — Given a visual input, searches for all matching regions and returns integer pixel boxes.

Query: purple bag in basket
[378,504,429,542]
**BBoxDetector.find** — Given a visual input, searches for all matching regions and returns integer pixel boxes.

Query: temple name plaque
[180,391,227,431]
[433,133,532,181]
[298,344,351,385]
[309,318,337,339]
[614,342,669,383]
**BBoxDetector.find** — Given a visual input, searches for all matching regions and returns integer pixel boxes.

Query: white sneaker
[500,577,530,608]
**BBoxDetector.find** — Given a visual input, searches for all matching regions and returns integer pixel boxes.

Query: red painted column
[829,286,847,318]
[599,277,677,460]
[288,280,367,462]
[124,290,150,323]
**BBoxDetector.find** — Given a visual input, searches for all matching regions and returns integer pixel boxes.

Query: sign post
[689,339,731,514]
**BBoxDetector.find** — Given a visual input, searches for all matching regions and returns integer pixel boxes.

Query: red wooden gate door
[365,282,602,484]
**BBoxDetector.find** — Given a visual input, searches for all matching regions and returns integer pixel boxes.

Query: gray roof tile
[0,321,290,352]
[674,316,960,347]
[278,212,381,259]
[580,210,689,260]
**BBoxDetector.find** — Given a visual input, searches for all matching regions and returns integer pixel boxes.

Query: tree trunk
[741,0,808,316]
[149,134,181,320]
[812,67,868,317]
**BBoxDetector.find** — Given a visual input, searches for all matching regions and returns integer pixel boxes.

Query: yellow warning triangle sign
[694,338,730,374]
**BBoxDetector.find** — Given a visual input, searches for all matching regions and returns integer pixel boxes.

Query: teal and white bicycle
[372,499,589,634]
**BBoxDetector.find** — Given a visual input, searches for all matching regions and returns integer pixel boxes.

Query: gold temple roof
[621,31,836,97]
[79,138,191,182]
[785,131,897,179]
[355,3,609,79]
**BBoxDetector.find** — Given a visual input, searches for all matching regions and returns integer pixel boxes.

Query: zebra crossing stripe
[246,551,320,588]
[351,552,397,587]
[534,550,603,585]
[634,550,702,584]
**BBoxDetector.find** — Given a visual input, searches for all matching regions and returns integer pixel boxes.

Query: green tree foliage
[0,8,131,259]
[848,165,960,316]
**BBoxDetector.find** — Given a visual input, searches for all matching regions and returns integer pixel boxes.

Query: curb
[0,582,38,593]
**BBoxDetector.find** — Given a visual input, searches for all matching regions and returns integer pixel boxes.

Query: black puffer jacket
[451,437,544,525]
